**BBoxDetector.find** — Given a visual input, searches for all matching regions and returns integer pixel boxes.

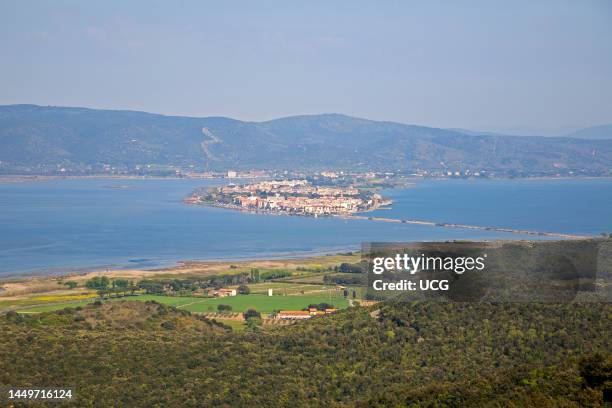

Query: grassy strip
[17,293,349,314]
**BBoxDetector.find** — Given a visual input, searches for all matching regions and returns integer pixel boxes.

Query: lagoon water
[0,178,610,277]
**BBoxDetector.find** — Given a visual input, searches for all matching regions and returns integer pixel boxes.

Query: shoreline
[1,202,589,281]
[0,245,361,282]
[0,176,603,283]
[190,198,389,217]
[1,236,605,313]
[0,175,190,183]
[0,252,363,307]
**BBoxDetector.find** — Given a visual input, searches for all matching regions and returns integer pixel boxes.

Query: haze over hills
[564,124,612,140]
[446,128,515,137]
[450,125,612,139]
[1,104,611,176]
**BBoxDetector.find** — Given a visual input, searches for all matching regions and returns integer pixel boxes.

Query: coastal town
[185,179,390,216]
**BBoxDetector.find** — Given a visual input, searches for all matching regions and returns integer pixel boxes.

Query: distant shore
[0,175,190,183]
[2,174,612,184]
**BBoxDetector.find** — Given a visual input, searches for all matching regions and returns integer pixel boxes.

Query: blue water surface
[0,178,610,276]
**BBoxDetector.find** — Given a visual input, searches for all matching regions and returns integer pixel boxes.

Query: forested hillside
[0,300,609,407]
[2,104,611,176]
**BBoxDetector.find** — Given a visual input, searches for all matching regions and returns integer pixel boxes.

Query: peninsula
[185,179,390,216]
[184,179,595,239]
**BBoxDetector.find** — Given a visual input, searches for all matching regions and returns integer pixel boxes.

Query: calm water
[0,178,610,277]
[370,178,612,235]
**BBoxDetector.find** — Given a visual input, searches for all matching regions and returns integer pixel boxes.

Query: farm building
[277,308,339,320]
[209,288,237,297]
[276,310,311,320]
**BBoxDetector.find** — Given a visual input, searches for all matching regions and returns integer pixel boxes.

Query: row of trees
[80,279,252,299]
[82,276,138,298]
[131,270,286,296]
[77,265,303,300]
[334,262,365,273]
[85,276,133,290]
[135,273,253,295]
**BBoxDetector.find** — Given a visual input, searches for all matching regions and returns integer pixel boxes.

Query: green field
[244,282,333,295]
[18,293,349,314]
[174,294,347,313]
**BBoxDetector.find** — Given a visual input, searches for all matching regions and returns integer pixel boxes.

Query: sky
[1,0,611,135]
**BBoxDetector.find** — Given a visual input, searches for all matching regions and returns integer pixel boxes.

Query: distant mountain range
[1,104,611,176]
[450,125,612,139]
[563,124,612,140]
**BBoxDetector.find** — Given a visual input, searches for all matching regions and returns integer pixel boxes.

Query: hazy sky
[1,1,611,135]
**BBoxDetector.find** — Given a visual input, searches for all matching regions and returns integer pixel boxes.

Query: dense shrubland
[0,300,609,407]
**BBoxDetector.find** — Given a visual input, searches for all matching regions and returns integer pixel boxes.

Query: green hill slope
[0,300,609,407]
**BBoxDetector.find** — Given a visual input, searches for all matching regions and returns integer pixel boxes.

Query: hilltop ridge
[1,104,611,176]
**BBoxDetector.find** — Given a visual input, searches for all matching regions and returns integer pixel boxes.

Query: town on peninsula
[185,179,391,216]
